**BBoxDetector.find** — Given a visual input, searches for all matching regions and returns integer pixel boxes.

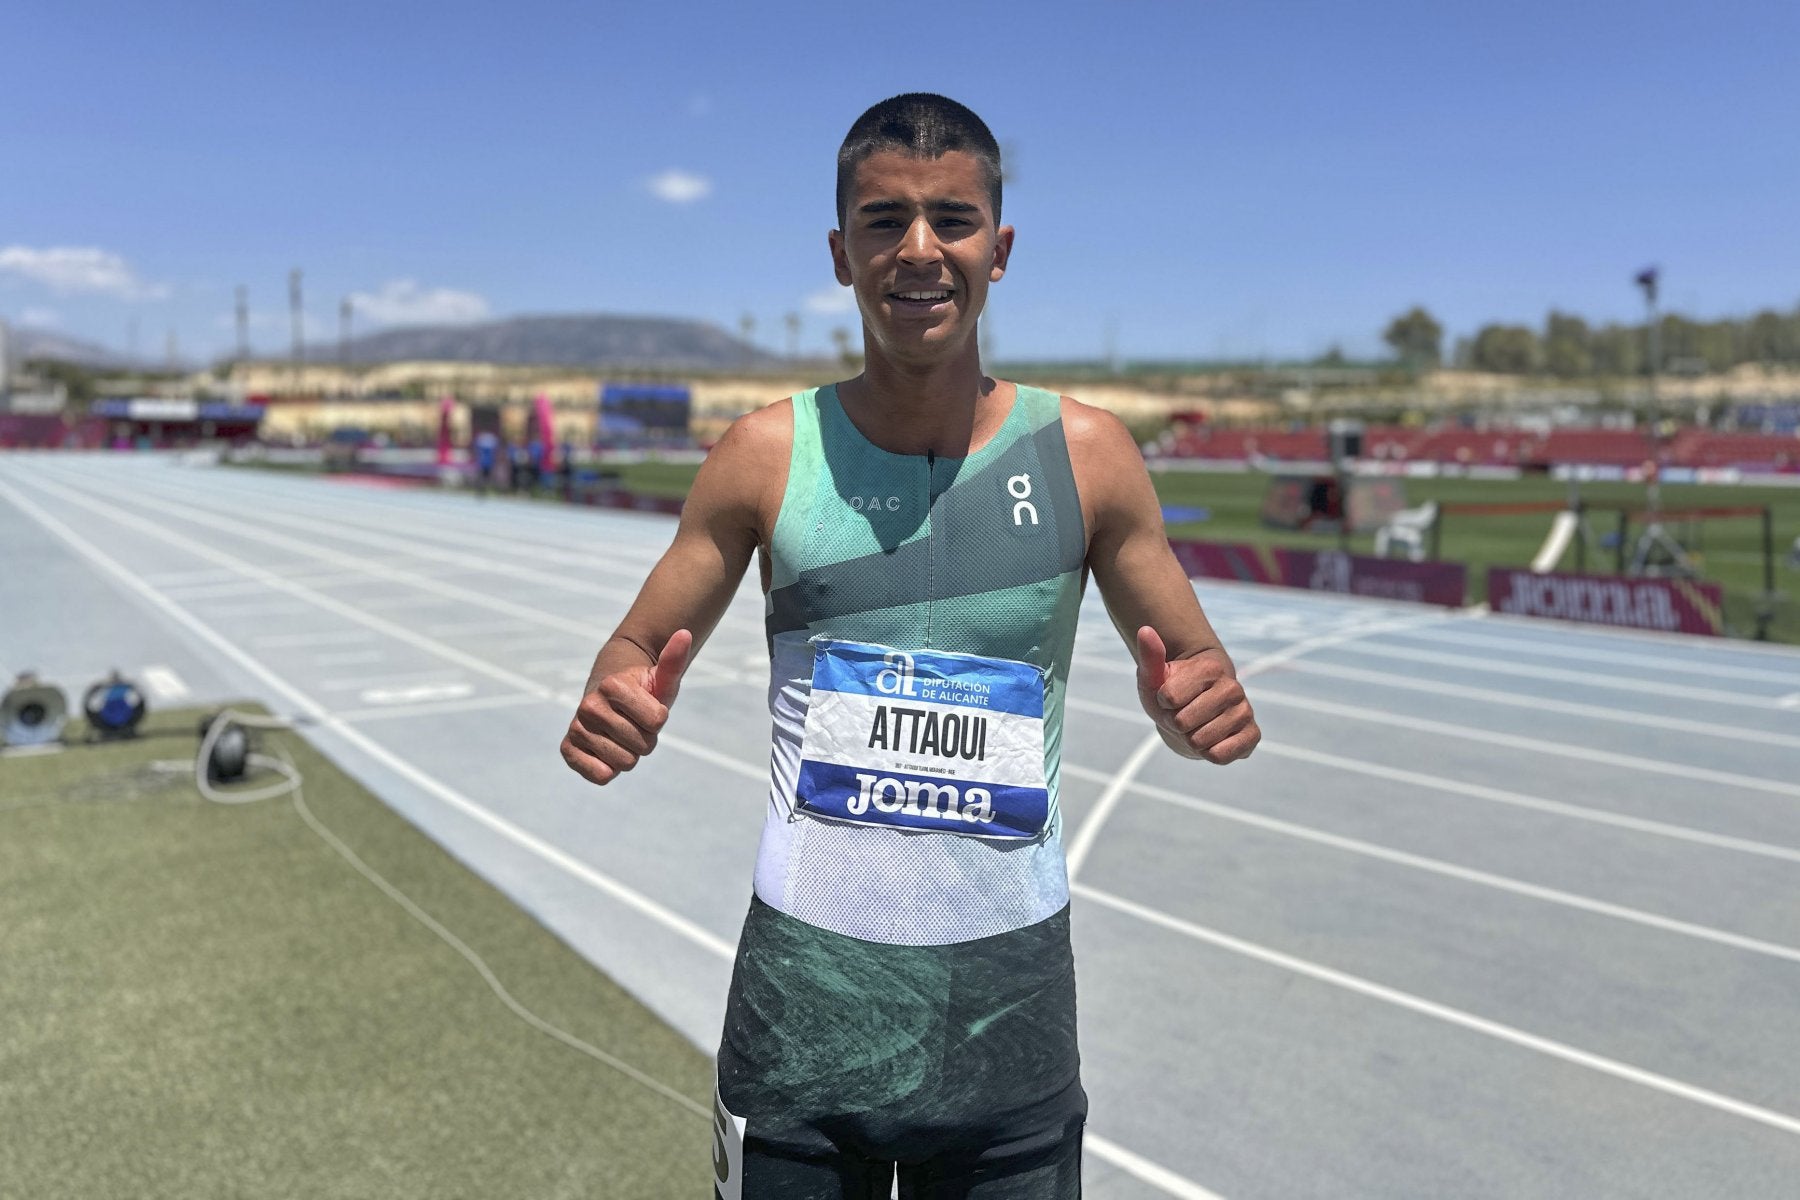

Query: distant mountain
[6,325,152,371]
[336,313,780,370]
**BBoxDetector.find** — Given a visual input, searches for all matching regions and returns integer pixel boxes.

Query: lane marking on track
[5,467,1220,1200]
[1274,659,1800,750]
[1393,626,1800,685]
[1318,640,1794,710]
[72,463,769,634]
[1060,759,1800,965]
[1780,693,1800,710]
[140,665,189,703]
[311,649,386,668]
[198,599,312,618]
[1249,688,1800,799]
[359,681,476,707]
[26,471,746,686]
[332,692,543,725]
[1073,884,1800,1140]
[1083,1133,1226,1200]
[255,629,378,649]
[320,670,468,693]
[1235,740,1800,865]
[1064,610,1467,884]
[22,463,1800,1151]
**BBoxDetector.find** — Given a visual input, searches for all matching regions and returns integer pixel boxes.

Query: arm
[560,404,790,784]
[1066,398,1260,764]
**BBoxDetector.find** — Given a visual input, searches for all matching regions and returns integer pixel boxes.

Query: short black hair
[836,93,1002,228]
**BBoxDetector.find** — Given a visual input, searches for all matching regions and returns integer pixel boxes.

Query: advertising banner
[1168,540,1467,608]
[1486,569,1725,636]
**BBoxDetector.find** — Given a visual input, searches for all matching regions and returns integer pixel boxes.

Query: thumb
[1135,626,1169,703]
[649,629,693,705]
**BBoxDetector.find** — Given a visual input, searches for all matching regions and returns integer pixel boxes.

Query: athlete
[562,94,1259,1198]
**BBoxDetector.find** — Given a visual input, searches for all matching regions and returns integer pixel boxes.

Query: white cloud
[646,169,712,204]
[348,279,490,326]
[805,286,857,316]
[19,307,60,327]
[0,245,169,299]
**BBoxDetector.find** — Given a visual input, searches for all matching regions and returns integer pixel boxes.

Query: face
[829,149,1013,366]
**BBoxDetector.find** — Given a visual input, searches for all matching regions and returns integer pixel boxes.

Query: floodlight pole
[235,285,249,362]
[1636,267,1661,517]
[289,269,304,394]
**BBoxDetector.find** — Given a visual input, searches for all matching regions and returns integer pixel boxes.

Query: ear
[829,228,852,286]
[989,224,1014,283]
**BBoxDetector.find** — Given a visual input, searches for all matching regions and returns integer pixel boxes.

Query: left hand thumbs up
[1134,626,1260,764]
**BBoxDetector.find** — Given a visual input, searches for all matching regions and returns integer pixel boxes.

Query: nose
[898,215,941,266]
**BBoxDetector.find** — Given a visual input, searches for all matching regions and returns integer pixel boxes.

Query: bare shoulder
[1059,394,1142,462]
[1058,394,1154,531]
[687,398,795,540]
[713,397,794,459]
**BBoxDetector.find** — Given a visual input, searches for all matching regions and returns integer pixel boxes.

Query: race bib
[795,639,1050,840]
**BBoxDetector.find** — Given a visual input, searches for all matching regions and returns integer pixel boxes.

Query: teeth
[896,291,950,301]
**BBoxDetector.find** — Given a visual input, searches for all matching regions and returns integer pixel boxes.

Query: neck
[839,330,1010,457]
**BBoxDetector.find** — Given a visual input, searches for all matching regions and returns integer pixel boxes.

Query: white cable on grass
[191,710,709,1122]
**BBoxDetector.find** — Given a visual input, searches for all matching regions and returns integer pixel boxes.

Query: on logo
[874,651,918,696]
[1007,473,1039,526]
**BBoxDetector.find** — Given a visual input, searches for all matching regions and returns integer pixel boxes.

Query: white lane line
[359,682,477,707]
[1392,626,1800,686]
[162,579,282,601]
[1073,883,1800,1140]
[1322,640,1794,710]
[23,461,1223,1200]
[1060,760,1800,966]
[0,475,737,963]
[1780,693,1800,711]
[357,593,461,612]
[199,599,313,618]
[121,462,677,577]
[136,462,772,622]
[1065,611,1468,883]
[1084,1133,1227,1200]
[97,465,768,635]
[36,475,744,687]
[142,567,237,587]
[1065,735,1161,882]
[1250,689,1800,800]
[139,665,190,703]
[311,649,386,668]
[22,469,752,786]
[255,629,378,649]
[332,692,543,725]
[426,620,536,638]
[1248,741,1800,866]
[1273,659,1800,751]
[319,670,468,693]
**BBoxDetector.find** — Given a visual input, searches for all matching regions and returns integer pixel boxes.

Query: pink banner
[1486,569,1725,636]
[1168,540,1467,608]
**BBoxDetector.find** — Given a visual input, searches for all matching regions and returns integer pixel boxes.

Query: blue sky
[3,0,1795,364]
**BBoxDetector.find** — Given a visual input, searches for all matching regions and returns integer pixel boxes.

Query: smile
[888,289,954,308]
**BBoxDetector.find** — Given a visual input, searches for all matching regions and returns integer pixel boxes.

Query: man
[562,93,1258,1199]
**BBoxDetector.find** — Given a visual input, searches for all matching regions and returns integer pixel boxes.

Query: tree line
[1381,303,1800,377]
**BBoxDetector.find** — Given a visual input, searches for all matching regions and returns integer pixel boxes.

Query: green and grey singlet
[756,382,1087,946]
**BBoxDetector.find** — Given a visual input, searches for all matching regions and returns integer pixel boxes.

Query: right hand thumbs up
[561,629,694,786]
[649,628,692,705]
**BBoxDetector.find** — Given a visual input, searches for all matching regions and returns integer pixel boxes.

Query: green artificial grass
[0,708,714,1199]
